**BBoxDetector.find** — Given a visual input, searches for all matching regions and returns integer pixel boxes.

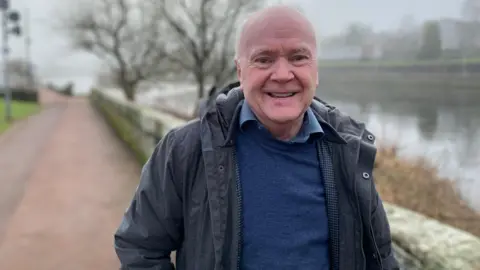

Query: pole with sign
[1,0,21,122]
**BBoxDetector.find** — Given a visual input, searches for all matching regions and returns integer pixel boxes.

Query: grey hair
[233,4,319,62]
[234,13,252,61]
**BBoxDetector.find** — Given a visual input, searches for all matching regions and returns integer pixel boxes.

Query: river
[318,82,480,211]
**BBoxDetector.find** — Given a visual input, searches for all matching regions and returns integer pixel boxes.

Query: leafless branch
[156,0,264,105]
[63,0,170,101]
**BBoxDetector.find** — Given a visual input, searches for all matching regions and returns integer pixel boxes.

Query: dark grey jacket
[114,85,400,270]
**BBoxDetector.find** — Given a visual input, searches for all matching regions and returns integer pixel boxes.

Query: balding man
[114,5,399,270]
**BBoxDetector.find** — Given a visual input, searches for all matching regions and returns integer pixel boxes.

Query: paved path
[0,89,141,270]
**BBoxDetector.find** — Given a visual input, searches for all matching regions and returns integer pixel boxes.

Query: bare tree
[63,0,170,101]
[343,22,376,60]
[156,0,265,109]
[95,69,117,89]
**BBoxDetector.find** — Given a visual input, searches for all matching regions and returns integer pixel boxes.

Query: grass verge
[90,98,148,164]
[0,99,40,134]
[374,146,480,237]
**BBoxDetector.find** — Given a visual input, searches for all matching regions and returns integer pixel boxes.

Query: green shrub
[0,88,38,102]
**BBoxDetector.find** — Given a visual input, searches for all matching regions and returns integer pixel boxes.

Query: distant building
[437,18,480,50]
[437,19,464,50]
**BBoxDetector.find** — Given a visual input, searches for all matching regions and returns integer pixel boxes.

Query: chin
[267,112,304,124]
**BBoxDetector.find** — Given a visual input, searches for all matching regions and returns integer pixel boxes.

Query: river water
[318,82,480,211]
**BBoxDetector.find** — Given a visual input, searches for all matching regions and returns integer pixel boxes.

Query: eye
[251,56,274,68]
[291,54,309,62]
[255,57,273,64]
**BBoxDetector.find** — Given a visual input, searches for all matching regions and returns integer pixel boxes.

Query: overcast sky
[7,0,463,92]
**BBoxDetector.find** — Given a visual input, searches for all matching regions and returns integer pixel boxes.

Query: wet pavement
[0,89,140,270]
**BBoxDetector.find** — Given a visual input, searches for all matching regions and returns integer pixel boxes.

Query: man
[114,5,399,270]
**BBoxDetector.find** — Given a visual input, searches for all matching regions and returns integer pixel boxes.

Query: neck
[259,116,304,141]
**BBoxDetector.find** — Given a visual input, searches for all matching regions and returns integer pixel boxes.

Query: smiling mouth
[267,92,298,98]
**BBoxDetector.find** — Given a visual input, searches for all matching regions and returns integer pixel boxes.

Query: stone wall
[385,204,480,270]
[90,88,480,270]
[90,89,186,163]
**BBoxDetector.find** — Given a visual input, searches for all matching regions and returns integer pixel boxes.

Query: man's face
[236,12,318,125]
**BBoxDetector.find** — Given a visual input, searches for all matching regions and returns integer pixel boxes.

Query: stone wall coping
[384,203,480,269]
[101,90,186,131]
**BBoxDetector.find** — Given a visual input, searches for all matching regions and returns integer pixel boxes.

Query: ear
[235,59,242,81]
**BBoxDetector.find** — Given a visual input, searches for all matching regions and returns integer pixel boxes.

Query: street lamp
[1,0,22,122]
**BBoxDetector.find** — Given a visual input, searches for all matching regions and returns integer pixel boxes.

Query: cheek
[295,68,318,89]
[243,70,270,91]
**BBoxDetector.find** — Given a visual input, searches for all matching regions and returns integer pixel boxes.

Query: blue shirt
[239,100,324,142]
[236,101,331,270]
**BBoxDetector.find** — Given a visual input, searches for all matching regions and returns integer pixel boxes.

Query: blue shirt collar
[239,100,324,143]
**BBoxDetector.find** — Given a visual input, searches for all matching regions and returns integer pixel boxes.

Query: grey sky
[6,0,462,92]
[296,0,461,35]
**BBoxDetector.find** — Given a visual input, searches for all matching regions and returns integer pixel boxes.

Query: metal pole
[24,7,32,89]
[2,9,11,122]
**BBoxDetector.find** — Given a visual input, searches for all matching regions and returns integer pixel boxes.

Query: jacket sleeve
[114,130,183,270]
[370,183,400,270]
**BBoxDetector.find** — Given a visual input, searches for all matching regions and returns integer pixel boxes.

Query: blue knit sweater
[236,102,330,270]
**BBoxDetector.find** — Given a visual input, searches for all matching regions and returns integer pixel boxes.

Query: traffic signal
[8,10,19,21]
[0,0,9,10]
[5,10,22,37]
[10,25,20,35]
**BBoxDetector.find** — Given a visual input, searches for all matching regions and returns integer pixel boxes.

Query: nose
[270,58,294,82]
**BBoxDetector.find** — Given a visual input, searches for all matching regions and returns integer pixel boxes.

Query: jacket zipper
[353,166,366,270]
[369,224,384,268]
[233,151,243,270]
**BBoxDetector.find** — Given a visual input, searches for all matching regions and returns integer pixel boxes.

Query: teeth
[269,92,295,98]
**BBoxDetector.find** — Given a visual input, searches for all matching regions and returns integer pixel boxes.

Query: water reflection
[415,106,438,140]
[319,85,480,210]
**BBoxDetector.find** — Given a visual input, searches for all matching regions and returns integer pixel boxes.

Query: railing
[90,88,480,270]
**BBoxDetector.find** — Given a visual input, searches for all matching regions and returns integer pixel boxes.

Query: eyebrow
[249,44,313,57]
[291,47,311,55]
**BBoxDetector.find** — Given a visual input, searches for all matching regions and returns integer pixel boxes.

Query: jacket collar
[239,100,324,143]
[202,82,348,148]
